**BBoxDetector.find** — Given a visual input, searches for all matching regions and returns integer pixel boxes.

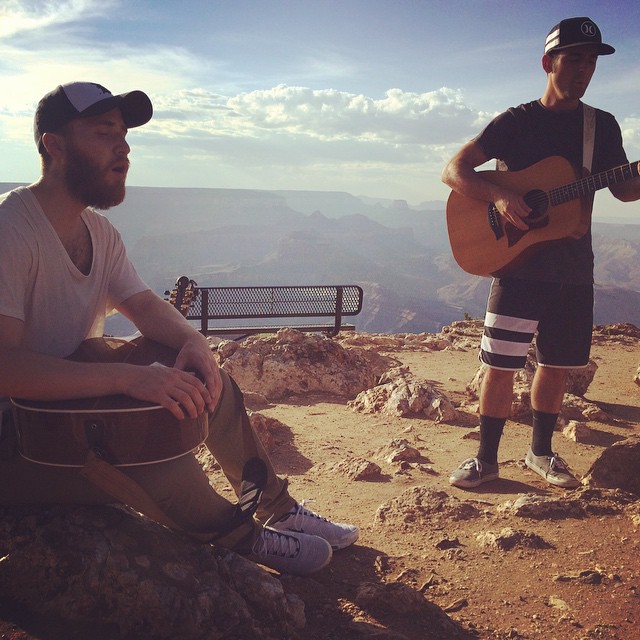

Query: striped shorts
[480,278,593,370]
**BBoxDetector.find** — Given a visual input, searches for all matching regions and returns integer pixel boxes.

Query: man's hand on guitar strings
[493,189,532,231]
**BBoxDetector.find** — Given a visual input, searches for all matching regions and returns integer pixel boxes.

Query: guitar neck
[551,161,640,206]
[166,276,198,317]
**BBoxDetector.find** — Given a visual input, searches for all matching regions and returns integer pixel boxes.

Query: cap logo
[581,21,597,38]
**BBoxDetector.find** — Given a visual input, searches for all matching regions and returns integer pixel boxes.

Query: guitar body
[446,156,591,277]
[11,337,208,467]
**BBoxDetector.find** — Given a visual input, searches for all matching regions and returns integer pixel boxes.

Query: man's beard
[64,145,127,210]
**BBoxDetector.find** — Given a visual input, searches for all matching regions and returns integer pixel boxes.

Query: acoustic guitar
[11,277,207,468]
[446,155,640,277]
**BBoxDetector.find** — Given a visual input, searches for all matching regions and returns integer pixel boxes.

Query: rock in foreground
[0,505,304,640]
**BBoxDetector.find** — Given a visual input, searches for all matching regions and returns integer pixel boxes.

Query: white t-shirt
[0,187,149,358]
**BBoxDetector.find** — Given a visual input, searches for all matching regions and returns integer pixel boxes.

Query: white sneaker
[449,457,499,489]
[525,449,580,488]
[247,527,332,576]
[270,500,359,550]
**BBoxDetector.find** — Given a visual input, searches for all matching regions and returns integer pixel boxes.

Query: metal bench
[166,277,363,339]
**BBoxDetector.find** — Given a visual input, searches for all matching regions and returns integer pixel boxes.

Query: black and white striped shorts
[480,278,593,371]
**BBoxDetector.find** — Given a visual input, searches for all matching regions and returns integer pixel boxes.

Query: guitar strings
[515,162,637,210]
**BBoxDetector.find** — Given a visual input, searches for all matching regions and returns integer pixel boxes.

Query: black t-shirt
[475,100,628,283]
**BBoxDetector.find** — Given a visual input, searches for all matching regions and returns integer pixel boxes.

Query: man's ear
[40,131,65,159]
[542,53,555,74]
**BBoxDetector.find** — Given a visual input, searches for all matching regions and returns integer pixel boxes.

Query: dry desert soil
[1,327,638,640]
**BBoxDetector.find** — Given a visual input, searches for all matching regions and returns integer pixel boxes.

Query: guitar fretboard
[550,161,640,207]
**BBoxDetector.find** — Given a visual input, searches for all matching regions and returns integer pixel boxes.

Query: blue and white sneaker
[270,500,359,550]
[248,527,332,576]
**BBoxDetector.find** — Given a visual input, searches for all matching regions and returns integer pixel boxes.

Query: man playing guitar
[442,17,640,489]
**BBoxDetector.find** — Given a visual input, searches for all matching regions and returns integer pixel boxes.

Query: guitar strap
[81,452,267,546]
[583,103,596,175]
[80,452,214,540]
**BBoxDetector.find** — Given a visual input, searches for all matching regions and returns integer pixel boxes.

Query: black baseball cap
[34,82,153,152]
[544,17,615,56]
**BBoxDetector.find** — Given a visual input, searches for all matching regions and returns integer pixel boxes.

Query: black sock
[531,409,558,457]
[477,415,506,465]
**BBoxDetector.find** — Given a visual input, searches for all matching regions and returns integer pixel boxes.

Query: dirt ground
[1,331,639,639]
[259,333,640,640]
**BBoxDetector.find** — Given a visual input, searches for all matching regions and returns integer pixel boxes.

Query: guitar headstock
[165,276,198,317]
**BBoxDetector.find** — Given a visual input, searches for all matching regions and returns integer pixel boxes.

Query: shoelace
[461,458,481,472]
[549,455,571,473]
[253,528,300,559]
[287,499,328,529]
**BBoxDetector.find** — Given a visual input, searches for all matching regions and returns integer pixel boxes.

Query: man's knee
[483,366,515,389]
[210,369,244,420]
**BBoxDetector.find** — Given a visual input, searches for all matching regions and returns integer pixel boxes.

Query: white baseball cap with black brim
[34,81,153,152]
[544,16,615,56]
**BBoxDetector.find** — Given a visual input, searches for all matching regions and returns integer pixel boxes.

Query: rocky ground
[1,323,638,639]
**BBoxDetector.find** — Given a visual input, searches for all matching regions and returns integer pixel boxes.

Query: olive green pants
[0,370,294,553]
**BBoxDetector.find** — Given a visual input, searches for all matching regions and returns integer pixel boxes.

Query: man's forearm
[0,347,128,400]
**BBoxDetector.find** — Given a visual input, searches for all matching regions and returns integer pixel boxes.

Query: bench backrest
[172,282,363,336]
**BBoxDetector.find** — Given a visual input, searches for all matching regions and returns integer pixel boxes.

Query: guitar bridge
[488,204,504,240]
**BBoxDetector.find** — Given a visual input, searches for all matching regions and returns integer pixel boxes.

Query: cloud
[224,85,477,144]
[0,2,491,202]
[126,84,484,202]
[620,117,640,157]
[0,0,118,38]
[146,84,485,151]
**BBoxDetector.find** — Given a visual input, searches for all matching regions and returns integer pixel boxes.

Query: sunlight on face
[61,110,130,209]
[63,139,127,209]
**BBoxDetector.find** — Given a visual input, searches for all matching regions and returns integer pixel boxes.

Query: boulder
[349,367,458,422]
[374,487,482,529]
[582,436,640,496]
[218,329,394,401]
[497,487,637,519]
[0,505,304,640]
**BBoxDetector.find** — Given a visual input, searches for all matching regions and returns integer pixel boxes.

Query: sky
[1,0,640,219]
